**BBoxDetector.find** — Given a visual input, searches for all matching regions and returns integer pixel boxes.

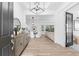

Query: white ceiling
[17,2,71,15]
[67,3,79,13]
[48,2,65,11]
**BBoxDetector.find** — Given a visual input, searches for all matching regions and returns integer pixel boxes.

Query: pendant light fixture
[30,2,45,15]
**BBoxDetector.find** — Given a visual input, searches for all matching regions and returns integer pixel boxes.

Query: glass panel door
[65,12,73,47]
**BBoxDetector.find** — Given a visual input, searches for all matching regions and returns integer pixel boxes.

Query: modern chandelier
[30,2,45,15]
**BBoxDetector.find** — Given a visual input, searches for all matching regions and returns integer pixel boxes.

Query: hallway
[21,36,79,56]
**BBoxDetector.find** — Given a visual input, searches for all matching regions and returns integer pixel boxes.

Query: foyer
[1,2,79,56]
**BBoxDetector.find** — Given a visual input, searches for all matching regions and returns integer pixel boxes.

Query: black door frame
[65,12,73,47]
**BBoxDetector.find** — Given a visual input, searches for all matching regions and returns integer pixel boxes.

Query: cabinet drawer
[15,38,23,56]
[15,46,23,56]
[14,33,30,56]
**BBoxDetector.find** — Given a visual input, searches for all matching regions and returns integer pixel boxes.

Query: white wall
[54,12,65,47]
[14,2,27,28]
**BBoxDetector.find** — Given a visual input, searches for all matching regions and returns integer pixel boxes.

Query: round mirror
[13,18,21,32]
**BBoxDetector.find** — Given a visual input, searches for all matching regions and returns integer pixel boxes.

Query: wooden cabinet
[14,32,30,56]
[15,35,23,56]
[23,33,30,47]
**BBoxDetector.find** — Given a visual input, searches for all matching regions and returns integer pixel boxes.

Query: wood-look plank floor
[21,36,79,56]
